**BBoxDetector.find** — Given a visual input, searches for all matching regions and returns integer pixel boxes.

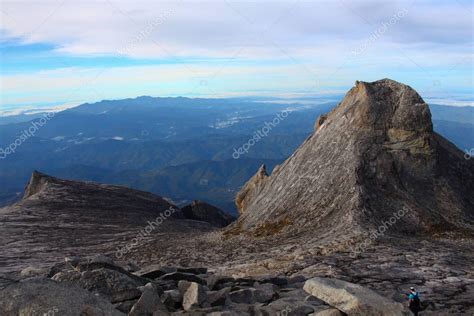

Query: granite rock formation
[0,172,226,274]
[230,79,474,243]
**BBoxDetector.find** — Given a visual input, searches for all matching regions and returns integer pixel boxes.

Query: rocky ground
[117,231,474,315]
[0,254,413,315]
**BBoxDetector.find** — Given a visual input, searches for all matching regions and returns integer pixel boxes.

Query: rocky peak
[23,170,53,199]
[228,79,474,242]
[235,164,268,215]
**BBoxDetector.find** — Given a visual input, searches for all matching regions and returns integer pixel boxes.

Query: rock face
[0,171,218,273]
[304,277,410,316]
[229,79,474,241]
[181,200,235,227]
[235,164,268,215]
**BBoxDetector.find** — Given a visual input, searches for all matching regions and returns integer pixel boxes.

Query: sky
[0,0,473,115]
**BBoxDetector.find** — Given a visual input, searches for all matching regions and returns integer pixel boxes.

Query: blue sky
[0,0,473,115]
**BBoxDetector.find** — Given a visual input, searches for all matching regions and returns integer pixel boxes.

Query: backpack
[409,293,421,310]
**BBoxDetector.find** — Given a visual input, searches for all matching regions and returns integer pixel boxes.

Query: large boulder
[0,278,124,315]
[304,277,411,316]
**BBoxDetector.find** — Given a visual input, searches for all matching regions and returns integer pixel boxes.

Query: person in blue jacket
[406,287,421,315]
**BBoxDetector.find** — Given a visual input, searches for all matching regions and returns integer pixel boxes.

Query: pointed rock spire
[229,79,474,242]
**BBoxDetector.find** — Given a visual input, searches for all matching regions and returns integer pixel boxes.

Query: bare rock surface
[228,79,474,243]
[0,171,218,274]
[0,278,125,316]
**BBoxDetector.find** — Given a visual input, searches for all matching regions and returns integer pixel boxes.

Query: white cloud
[0,0,472,110]
[1,0,472,59]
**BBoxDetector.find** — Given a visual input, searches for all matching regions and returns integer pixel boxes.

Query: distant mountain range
[0,96,472,214]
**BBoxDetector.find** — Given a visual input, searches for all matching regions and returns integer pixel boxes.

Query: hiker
[406,286,421,315]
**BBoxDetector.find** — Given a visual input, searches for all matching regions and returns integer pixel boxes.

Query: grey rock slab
[0,278,124,316]
[304,277,411,316]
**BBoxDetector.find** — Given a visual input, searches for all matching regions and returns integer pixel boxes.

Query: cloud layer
[1,0,472,110]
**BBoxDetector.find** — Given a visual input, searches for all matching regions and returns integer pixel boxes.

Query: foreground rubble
[0,255,413,316]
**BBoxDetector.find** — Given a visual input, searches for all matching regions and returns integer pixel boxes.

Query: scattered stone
[129,283,167,316]
[182,282,208,311]
[178,280,192,295]
[208,287,231,306]
[162,289,183,310]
